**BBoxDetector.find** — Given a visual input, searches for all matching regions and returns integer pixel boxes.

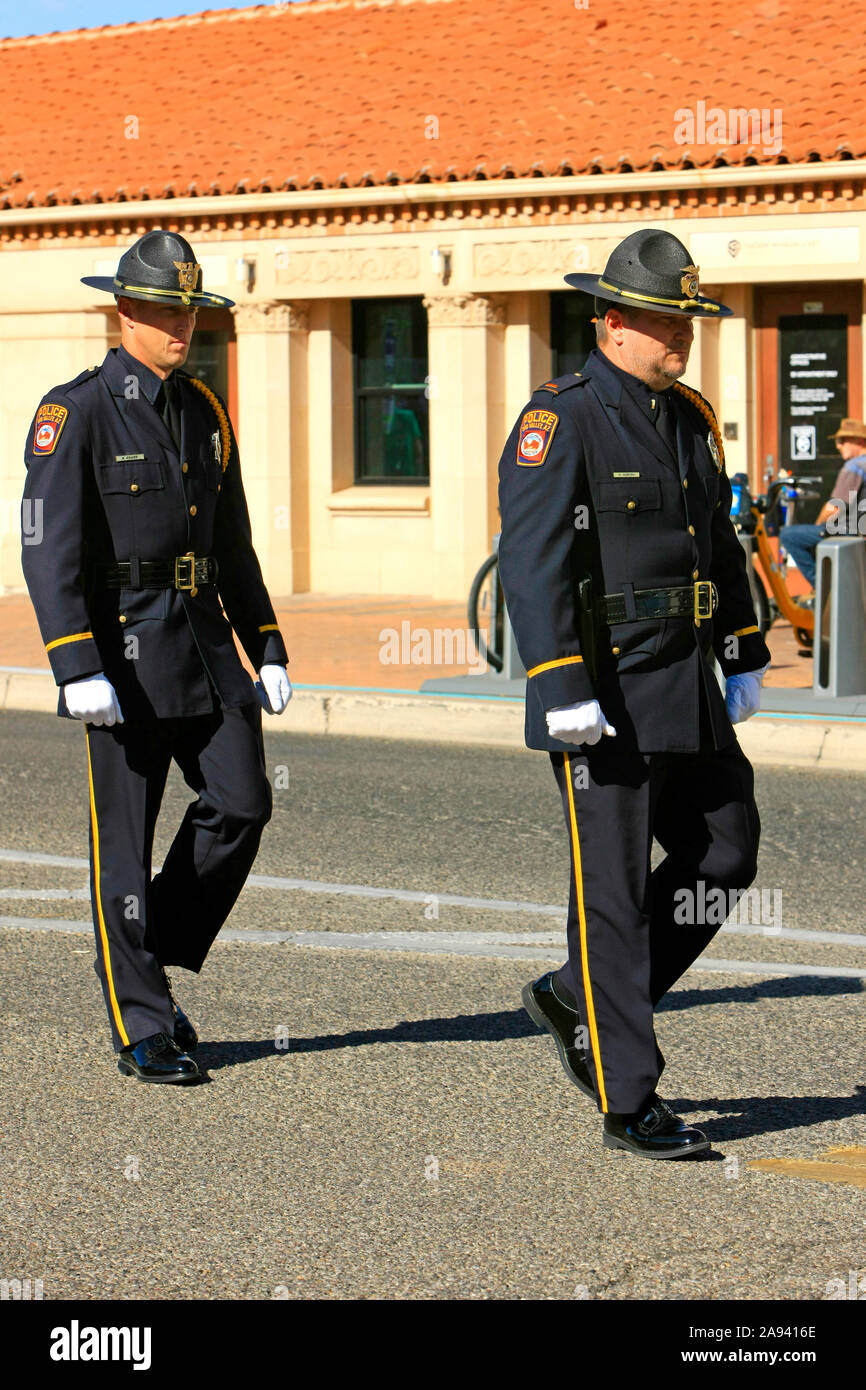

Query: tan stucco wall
[2,207,866,601]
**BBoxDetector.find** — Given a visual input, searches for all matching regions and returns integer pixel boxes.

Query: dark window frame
[550,290,596,378]
[352,297,430,485]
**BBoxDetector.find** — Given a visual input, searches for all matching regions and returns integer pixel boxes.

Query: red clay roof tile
[0,0,861,209]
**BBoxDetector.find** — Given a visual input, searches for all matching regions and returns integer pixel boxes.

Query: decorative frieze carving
[274,246,419,284]
[472,236,621,279]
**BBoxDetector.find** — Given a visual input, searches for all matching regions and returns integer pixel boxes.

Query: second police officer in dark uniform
[498,229,771,1159]
[21,231,292,1084]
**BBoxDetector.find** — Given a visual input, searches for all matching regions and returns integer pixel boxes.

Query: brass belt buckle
[694,580,717,621]
[174,551,196,591]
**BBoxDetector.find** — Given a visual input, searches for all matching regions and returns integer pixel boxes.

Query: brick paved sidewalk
[0,590,812,689]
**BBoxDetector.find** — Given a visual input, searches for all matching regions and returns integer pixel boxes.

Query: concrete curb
[2,668,866,767]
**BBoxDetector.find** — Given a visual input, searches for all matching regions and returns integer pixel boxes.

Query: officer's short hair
[594,300,639,344]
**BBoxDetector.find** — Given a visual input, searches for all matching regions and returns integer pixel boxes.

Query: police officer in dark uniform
[21,230,292,1084]
[498,229,771,1158]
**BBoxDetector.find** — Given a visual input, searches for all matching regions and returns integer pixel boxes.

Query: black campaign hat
[81,230,235,308]
[564,229,732,318]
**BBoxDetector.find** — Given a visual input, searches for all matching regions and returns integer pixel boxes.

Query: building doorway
[755,284,862,523]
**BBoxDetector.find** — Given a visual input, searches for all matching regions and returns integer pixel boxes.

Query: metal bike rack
[814,537,866,697]
[420,534,525,695]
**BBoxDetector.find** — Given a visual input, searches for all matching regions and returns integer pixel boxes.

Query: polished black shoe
[160,967,198,1051]
[603,1094,709,1159]
[521,971,594,1099]
[117,1031,200,1083]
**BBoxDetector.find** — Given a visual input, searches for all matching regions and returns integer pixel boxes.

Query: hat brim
[80,276,235,309]
[563,273,732,318]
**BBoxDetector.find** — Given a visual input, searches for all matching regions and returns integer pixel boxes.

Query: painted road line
[0,887,89,900]
[2,916,866,977]
[0,849,864,950]
[0,849,89,870]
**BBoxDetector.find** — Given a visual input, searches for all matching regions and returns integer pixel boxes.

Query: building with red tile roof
[0,0,864,608]
[1,0,863,207]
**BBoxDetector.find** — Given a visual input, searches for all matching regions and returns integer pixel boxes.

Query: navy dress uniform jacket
[497,349,771,754]
[22,347,288,720]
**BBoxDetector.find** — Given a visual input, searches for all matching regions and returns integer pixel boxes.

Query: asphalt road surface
[0,709,864,1302]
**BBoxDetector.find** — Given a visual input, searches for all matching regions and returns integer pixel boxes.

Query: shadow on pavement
[196,978,865,1143]
[670,1086,866,1141]
[198,1007,539,1070]
[658,973,862,1012]
[197,973,861,1070]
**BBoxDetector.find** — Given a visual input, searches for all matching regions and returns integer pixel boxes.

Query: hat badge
[173,260,201,303]
[680,265,700,299]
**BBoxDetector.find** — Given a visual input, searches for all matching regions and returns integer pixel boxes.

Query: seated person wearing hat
[779,419,866,589]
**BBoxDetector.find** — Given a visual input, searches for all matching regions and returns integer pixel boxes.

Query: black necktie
[159,376,181,449]
[654,389,678,458]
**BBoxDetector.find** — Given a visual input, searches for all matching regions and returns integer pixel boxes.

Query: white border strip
[0,849,864,948]
[2,917,864,978]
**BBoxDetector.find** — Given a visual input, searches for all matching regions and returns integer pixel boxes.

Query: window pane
[357,392,428,480]
[550,291,595,376]
[185,329,229,401]
[353,299,429,481]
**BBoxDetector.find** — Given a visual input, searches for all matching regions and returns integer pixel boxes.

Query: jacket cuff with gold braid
[527,652,595,711]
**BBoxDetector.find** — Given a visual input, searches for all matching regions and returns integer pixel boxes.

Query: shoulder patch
[32,403,69,455]
[517,408,558,467]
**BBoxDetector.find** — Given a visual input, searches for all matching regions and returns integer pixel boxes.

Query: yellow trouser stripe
[46,631,93,652]
[527,654,583,678]
[85,728,129,1047]
[258,623,280,633]
[564,753,608,1112]
[733,624,760,638]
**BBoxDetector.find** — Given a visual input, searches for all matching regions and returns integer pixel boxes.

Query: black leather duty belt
[597,581,718,625]
[98,554,219,592]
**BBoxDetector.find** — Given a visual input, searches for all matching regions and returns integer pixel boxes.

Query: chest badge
[517,409,558,467]
[211,430,222,467]
[707,430,722,472]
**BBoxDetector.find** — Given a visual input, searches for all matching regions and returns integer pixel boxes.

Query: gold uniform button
[682,478,689,489]
[627,500,637,511]
[130,483,139,493]
[688,524,696,536]
[190,586,198,598]
[119,614,127,624]
[189,504,197,517]
[612,646,621,656]
[694,619,700,627]
[692,569,700,580]
[182,462,189,474]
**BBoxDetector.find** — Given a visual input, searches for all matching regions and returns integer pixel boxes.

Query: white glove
[63,674,124,726]
[725,662,770,725]
[546,699,616,746]
[255,663,293,715]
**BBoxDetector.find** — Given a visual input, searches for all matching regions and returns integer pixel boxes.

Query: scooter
[730,472,821,650]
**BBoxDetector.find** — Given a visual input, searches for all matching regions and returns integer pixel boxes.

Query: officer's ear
[602,306,629,344]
